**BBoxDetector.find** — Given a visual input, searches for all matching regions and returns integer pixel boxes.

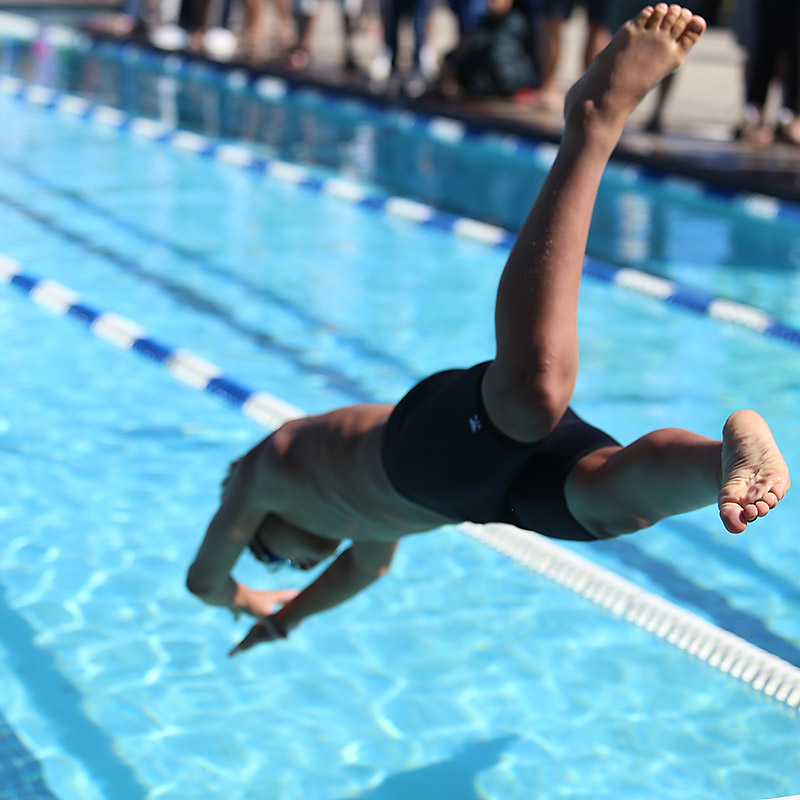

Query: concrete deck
[262,3,800,202]
[5,0,800,200]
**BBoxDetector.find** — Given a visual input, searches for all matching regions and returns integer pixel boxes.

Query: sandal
[733,119,774,148]
[775,119,800,146]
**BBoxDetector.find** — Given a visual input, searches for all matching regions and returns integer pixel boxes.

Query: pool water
[0,24,799,800]
[8,29,800,326]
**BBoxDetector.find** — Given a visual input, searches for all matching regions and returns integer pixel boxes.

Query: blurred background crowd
[85,0,800,147]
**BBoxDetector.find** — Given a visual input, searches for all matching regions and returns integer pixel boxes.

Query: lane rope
[2,74,800,351]
[3,253,799,714]
[0,255,301,430]
[2,9,800,230]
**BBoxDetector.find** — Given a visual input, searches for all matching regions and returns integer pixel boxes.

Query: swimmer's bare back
[262,404,454,541]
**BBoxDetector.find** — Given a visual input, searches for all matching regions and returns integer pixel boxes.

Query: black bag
[449,10,539,97]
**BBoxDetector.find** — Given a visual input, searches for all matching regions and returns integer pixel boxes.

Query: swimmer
[186,5,790,654]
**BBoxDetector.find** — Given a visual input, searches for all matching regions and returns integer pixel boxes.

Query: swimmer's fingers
[229,617,287,657]
[229,623,268,656]
[244,588,299,619]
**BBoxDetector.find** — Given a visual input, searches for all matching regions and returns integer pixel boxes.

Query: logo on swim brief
[469,414,482,433]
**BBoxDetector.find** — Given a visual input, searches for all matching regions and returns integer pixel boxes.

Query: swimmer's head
[248,538,298,570]
[249,515,340,571]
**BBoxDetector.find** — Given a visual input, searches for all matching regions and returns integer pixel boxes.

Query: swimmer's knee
[571,488,657,540]
[565,445,655,540]
[483,360,573,442]
[582,514,652,540]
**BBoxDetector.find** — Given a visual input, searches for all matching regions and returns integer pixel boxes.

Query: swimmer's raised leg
[483,5,707,442]
[564,4,706,135]
[565,410,790,538]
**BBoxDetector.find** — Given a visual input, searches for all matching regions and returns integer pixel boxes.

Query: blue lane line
[581,255,800,349]
[0,706,60,800]
[80,35,800,227]
[3,259,266,420]
[0,189,376,403]
[4,76,800,356]
[0,585,149,799]
[3,258,799,669]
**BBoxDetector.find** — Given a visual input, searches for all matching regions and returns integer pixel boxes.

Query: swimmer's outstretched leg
[565,410,790,537]
[483,5,706,442]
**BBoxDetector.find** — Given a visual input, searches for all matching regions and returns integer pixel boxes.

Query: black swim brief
[381,361,620,541]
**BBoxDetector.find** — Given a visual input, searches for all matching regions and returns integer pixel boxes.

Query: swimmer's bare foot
[718,410,790,534]
[564,4,706,139]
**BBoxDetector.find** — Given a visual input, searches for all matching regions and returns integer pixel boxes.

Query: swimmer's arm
[278,540,398,629]
[230,539,398,654]
[186,455,268,610]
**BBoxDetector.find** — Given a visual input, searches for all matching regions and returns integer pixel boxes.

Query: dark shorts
[381,362,619,541]
[546,0,609,23]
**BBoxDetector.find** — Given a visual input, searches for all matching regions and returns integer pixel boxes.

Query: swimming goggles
[248,532,299,571]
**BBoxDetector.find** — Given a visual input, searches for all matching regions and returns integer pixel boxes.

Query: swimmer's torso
[261,404,455,541]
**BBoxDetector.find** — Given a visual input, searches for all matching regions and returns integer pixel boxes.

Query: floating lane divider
[2,10,800,228]
[461,522,800,713]
[0,76,516,250]
[0,255,301,429]
[0,75,800,347]
[3,74,800,353]
[2,251,800,714]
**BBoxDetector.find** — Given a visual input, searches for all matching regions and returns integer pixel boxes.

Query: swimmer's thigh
[564,444,647,539]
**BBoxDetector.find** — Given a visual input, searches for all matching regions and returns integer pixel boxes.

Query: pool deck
[7,0,800,202]
[205,5,800,204]
[311,7,800,203]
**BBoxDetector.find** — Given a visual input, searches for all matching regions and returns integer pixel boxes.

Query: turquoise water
[0,31,799,800]
[11,31,800,327]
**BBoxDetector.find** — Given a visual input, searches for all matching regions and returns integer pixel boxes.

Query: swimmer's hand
[231,586,298,621]
[229,616,288,656]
